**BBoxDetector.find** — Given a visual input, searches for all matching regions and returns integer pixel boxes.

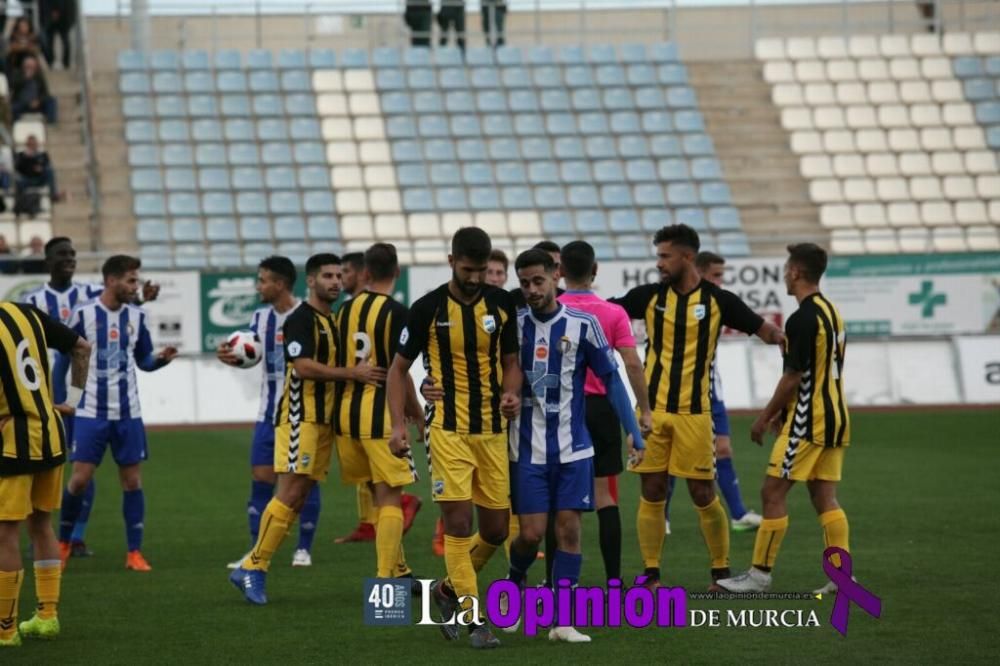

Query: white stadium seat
[340,214,374,240]
[888,201,921,226]
[831,228,865,253]
[827,60,859,82]
[878,104,910,128]
[879,35,910,58]
[976,175,1000,199]
[955,201,990,225]
[943,176,977,200]
[508,211,541,236]
[846,105,878,129]
[877,177,910,202]
[932,227,967,251]
[920,127,953,151]
[942,102,975,125]
[843,177,877,202]
[953,127,986,150]
[337,189,369,215]
[836,82,868,105]
[848,35,879,59]
[899,81,932,104]
[781,108,814,130]
[854,203,888,228]
[833,154,866,177]
[865,228,899,252]
[814,106,846,129]
[910,104,942,127]
[965,151,998,175]
[858,58,890,81]
[364,165,396,188]
[867,81,899,104]
[899,226,930,252]
[967,226,1000,250]
[349,93,379,116]
[772,83,804,106]
[823,130,856,153]
[801,154,834,178]
[920,57,951,79]
[755,38,786,61]
[820,203,854,228]
[440,212,474,236]
[856,128,889,152]
[890,58,921,80]
[408,213,441,238]
[795,61,827,82]
[866,153,898,176]
[316,93,347,116]
[353,117,385,140]
[321,118,352,140]
[922,201,955,226]
[368,189,402,214]
[344,70,376,92]
[791,130,823,153]
[804,83,836,105]
[763,62,795,83]
[332,165,362,188]
[911,34,942,57]
[473,212,507,236]
[325,140,358,164]
[889,128,920,151]
[942,33,975,56]
[899,152,933,175]
[990,201,1000,225]
[312,70,343,92]
[809,178,844,203]
[973,32,1000,55]
[932,81,964,104]
[817,36,849,59]
[374,214,407,237]
[787,37,818,59]
[910,176,944,201]
[933,152,966,176]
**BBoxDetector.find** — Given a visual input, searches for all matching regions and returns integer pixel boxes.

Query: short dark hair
[364,243,398,281]
[560,241,595,282]
[488,249,508,271]
[786,243,828,284]
[514,249,556,273]
[258,255,297,289]
[102,255,141,279]
[306,253,342,276]
[451,227,491,263]
[44,236,72,256]
[342,252,365,270]
[695,251,725,271]
[533,240,561,255]
[653,224,700,253]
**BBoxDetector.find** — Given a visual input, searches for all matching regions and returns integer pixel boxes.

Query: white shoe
[813,575,854,596]
[227,551,251,570]
[731,510,763,531]
[499,586,522,633]
[548,626,592,643]
[292,549,312,567]
[716,568,772,593]
[664,519,671,536]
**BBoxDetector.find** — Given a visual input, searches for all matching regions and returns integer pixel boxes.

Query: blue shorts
[511,457,595,515]
[62,415,74,450]
[250,421,275,467]
[711,399,730,437]
[71,417,148,467]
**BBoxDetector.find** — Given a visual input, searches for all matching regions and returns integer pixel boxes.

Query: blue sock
[59,488,84,542]
[552,550,583,626]
[122,488,145,552]
[71,479,96,543]
[507,541,538,585]
[248,480,274,545]
[296,484,321,552]
[664,475,677,521]
[716,458,747,520]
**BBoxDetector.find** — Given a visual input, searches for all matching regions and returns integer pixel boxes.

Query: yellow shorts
[274,422,334,481]
[336,435,415,488]
[0,466,64,521]
[629,412,715,480]
[767,436,846,482]
[429,428,509,509]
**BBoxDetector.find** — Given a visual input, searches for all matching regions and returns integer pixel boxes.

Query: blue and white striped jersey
[511,304,619,465]
[69,301,165,420]
[247,301,300,424]
[22,282,104,403]
[710,359,724,406]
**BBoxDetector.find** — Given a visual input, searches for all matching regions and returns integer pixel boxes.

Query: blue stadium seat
[120,73,150,94]
[515,114,545,136]
[373,47,402,68]
[987,126,1000,150]
[270,191,302,215]
[683,134,715,156]
[533,66,561,88]
[658,64,688,85]
[435,47,464,67]
[214,50,242,70]
[284,94,316,116]
[294,143,325,164]
[558,45,585,64]
[641,208,671,231]
[627,64,656,86]
[123,97,153,118]
[632,182,666,208]
[676,207,707,230]
[436,187,467,211]
[401,47,431,68]
[546,113,576,135]
[243,243,277,267]
[986,56,1000,76]
[619,135,649,158]
[217,71,247,93]
[603,88,634,110]
[502,186,532,209]
[667,183,698,206]
[636,87,667,110]
[496,46,522,66]
[446,91,476,113]
[674,110,705,133]
[617,236,651,259]
[206,217,238,241]
[240,216,272,240]
[652,136,683,157]
[392,140,422,162]
[203,192,235,216]
[198,168,230,190]
[340,48,369,68]
[387,116,417,139]
[964,79,996,101]
[528,45,556,65]
[567,184,599,208]
[155,96,185,117]
[577,112,608,135]
[543,211,574,235]
[253,95,283,116]
[118,50,147,71]
[232,167,264,190]
[554,136,585,159]
[304,191,336,214]
[431,163,462,186]
[131,169,163,191]
[173,244,208,269]
[307,216,339,241]
[502,66,531,88]
[650,42,679,62]
[136,219,169,243]
[185,71,214,93]
[477,91,507,113]
[398,163,429,187]
[490,139,521,161]
[529,161,560,184]
[463,162,493,185]
[276,48,306,68]
[658,158,690,181]
[221,95,252,117]
[413,91,443,113]
[469,187,501,210]
[382,92,412,115]
[246,49,273,70]
[521,137,552,160]
[541,90,571,112]
[625,159,657,182]
[976,101,1000,125]
[601,184,633,207]
[419,115,449,138]
[466,47,494,66]
[472,68,502,90]
[162,144,193,166]
[953,56,984,78]
[708,207,742,231]
[667,86,698,108]
[457,138,488,161]
[509,90,539,112]
[256,118,287,141]
[619,43,647,64]
[133,193,165,217]
[691,157,722,180]
[701,182,732,205]
[424,139,456,162]
[139,245,170,270]
[237,192,269,216]
[229,143,260,165]
[308,48,336,68]
[609,209,641,233]
[596,65,625,87]
[377,69,406,91]
[182,49,209,70]
[610,112,641,134]
[190,119,222,142]
[168,193,200,217]
[565,66,594,88]
[440,68,469,90]
[165,168,196,190]
[151,50,179,70]
[451,115,481,137]
[592,238,615,261]
[224,119,254,142]
[571,88,601,111]
[128,144,159,167]
[575,210,607,233]
[560,160,591,183]
[586,136,617,160]
[717,233,751,257]
[535,186,567,209]
[126,120,155,143]
[496,161,526,184]
[265,166,296,189]
[208,243,242,269]
[589,44,617,65]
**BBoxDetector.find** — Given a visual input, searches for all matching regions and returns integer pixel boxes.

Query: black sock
[544,512,557,584]
[597,505,622,581]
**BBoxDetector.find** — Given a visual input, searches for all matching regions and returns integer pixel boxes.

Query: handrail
[75,2,102,253]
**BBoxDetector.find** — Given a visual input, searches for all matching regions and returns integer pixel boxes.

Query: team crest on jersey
[60,307,70,320]
[287,341,303,357]
[127,322,135,336]
[109,327,120,341]
[481,315,496,334]
[399,327,409,345]
[535,345,548,360]
[694,304,706,320]
[558,336,572,355]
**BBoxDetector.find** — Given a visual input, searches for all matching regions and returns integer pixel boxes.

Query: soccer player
[611,225,784,589]
[220,256,323,569]
[23,237,159,558]
[58,256,178,572]
[335,243,423,583]
[717,244,850,594]
[505,249,646,643]
[0,302,90,646]
[557,241,653,583]
[387,227,522,650]
[229,253,385,605]
[508,241,563,310]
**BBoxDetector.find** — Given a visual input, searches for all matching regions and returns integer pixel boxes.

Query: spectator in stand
[16,134,61,200]
[437,0,466,53]
[0,234,11,255]
[11,56,58,124]
[6,17,43,73]
[482,0,507,47]
[404,0,433,47]
[20,235,44,258]
[41,0,78,69]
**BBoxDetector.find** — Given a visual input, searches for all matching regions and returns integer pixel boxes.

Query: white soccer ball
[226,330,263,369]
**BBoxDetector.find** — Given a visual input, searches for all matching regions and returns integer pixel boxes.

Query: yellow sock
[34,560,61,620]
[395,543,412,577]
[243,498,297,572]
[375,505,404,578]
[0,569,23,640]
[505,512,520,562]
[819,509,849,567]
[637,497,667,569]
[443,534,477,611]
[695,496,730,570]
[752,515,789,570]
[469,533,499,572]
[358,484,376,524]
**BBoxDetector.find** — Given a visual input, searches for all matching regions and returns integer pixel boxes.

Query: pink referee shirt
[558,290,636,396]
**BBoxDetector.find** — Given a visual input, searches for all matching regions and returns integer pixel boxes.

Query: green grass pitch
[9,410,998,664]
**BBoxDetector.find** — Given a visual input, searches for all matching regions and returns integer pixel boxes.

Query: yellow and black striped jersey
[613,280,763,415]
[781,293,850,448]
[334,291,409,439]
[397,284,518,435]
[0,302,78,475]
[275,303,338,425]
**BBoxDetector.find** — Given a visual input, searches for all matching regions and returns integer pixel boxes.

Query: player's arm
[608,284,656,320]
[618,345,652,435]
[36,306,92,413]
[387,303,425,437]
[584,326,646,461]
[717,289,785,346]
[751,313,813,445]
[498,296,522,419]
[289,356,384,384]
[388,299,433,455]
[134,316,177,371]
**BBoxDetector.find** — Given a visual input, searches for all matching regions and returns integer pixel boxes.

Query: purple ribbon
[823,546,882,637]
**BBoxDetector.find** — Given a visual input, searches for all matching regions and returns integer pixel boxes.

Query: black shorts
[585,394,623,478]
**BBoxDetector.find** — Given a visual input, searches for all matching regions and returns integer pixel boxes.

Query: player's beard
[452,270,481,298]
